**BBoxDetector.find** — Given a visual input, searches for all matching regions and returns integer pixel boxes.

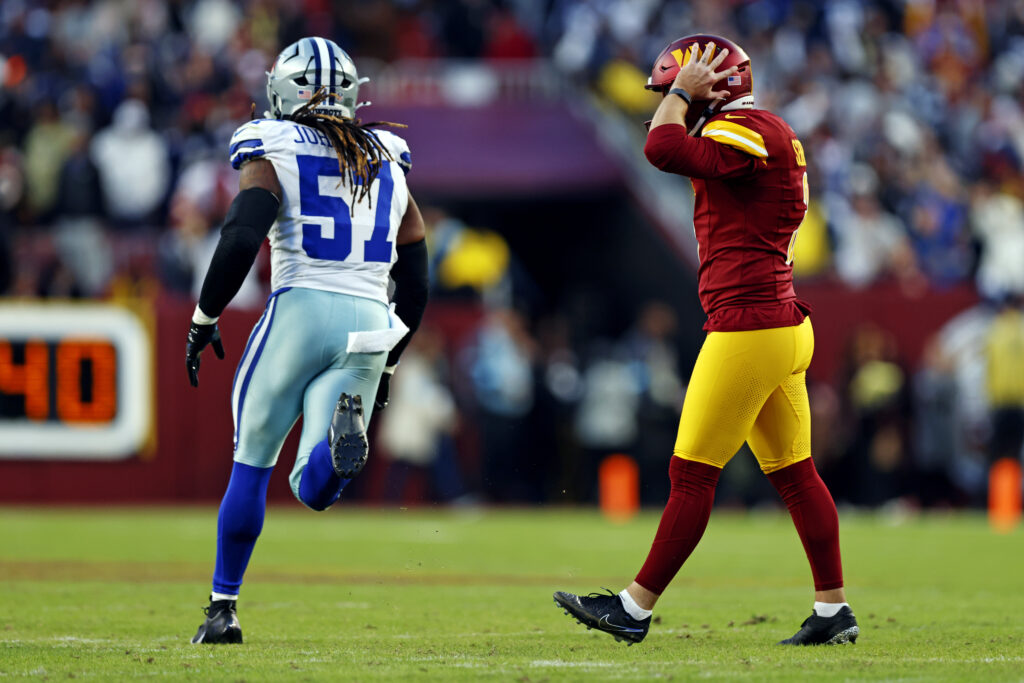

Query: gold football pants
[674,317,814,473]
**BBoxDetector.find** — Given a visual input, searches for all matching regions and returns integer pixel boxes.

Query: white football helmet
[266,37,367,120]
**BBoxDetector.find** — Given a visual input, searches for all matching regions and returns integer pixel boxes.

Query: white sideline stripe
[703,128,769,157]
[231,298,277,435]
[530,660,615,668]
[899,656,1024,664]
[314,37,332,88]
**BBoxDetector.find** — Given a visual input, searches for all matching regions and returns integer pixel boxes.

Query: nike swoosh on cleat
[597,615,643,633]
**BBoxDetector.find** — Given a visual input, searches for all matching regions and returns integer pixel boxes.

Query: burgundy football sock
[635,457,721,595]
[767,458,844,591]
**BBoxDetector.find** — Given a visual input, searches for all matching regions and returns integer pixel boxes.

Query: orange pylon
[599,454,640,522]
[989,458,1022,533]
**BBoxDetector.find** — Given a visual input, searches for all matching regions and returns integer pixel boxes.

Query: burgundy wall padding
[0,284,977,503]
[800,280,978,383]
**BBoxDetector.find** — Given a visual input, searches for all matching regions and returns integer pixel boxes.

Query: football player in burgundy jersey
[555,35,858,647]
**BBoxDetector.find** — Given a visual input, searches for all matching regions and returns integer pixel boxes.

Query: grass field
[1,506,1022,681]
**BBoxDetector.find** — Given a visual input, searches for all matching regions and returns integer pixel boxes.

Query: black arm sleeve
[197,187,279,318]
[387,238,429,367]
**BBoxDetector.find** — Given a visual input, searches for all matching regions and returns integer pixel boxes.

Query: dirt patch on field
[0,560,209,582]
[0,560,601,587]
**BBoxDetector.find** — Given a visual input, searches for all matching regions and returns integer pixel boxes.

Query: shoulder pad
[700,116,768,159]
[373,129,412,176]
[229,121,268,170]
[228,119,287,170]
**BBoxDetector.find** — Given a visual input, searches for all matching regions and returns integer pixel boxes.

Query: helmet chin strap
[688,95,755,135]
[687,101,718,136]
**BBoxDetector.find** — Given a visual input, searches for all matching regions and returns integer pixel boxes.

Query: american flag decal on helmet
[727,74,741,86]
[297,88,312,100]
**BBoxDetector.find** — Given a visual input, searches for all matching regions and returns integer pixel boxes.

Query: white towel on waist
[346,303,409,353]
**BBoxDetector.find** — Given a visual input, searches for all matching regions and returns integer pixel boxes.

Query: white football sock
[813,601,848,618]
[211,592,238,602]
[619,589,653,621]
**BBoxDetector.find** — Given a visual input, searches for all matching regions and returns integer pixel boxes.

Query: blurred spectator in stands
[984,298,1024,464]
[437,0,488,58]
[0,227,10,295]
[830,164,918,289]
[423,207,468,293]
[393,6,441,59]
[912,336,962,506]
[51,126,112,297]
[597,52,656,116]
[837,324,911,505]
[535,314,584,501]
[22,99,76,221]
[905,151,972,288]
[622,302,684,504]
[0,148,21,294]
[484,8,536,60]
[91,99,170,227]
[573,341,641,501]
[187,0,241,54]
[158,156,262,307]
[790,197,831,280]
[55,127,104,221]
[462,307,540,502]
[809,380,844,483]
[63,85,102,134]
[32,240,85,299]
[906,1,987,94]
[930,305,995,502]
[970,182,1024,301]
[379,327,462,503]
[429,207,511,303]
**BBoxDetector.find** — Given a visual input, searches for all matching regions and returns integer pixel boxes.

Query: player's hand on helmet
[672,42,738,101]
[186,322,225,388]
[374,366,396,411]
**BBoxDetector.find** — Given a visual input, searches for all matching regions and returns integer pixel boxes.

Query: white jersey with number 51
[228,118,412,305]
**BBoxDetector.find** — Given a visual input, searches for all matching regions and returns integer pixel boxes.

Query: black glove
[186,322,225,387]
[374,366,396,411]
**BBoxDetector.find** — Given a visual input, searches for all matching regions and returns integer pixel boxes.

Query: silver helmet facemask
[266,37,368,120]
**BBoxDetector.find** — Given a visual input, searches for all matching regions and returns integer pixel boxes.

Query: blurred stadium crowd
[2,0,1023,508]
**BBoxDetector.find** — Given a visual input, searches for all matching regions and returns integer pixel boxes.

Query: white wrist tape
[192,305,219,326]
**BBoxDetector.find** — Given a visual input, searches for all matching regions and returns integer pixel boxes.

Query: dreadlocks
[287,87,406,209]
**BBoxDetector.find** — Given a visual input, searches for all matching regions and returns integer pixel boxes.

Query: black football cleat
[779,605,859,645]
[553,589,650,645]
[328,393,369,478]
[191,598,242,644]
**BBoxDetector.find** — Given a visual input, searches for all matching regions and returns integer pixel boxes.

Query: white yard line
[530,660,616,668]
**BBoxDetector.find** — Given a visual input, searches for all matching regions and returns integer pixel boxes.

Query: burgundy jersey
[644,110,811,332]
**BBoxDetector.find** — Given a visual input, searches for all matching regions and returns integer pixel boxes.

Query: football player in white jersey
[185,37,428,644]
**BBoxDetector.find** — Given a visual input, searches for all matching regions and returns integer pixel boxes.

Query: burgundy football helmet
[646,34,753,133]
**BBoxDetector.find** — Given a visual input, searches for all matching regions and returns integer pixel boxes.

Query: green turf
[1,506,1022,681]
